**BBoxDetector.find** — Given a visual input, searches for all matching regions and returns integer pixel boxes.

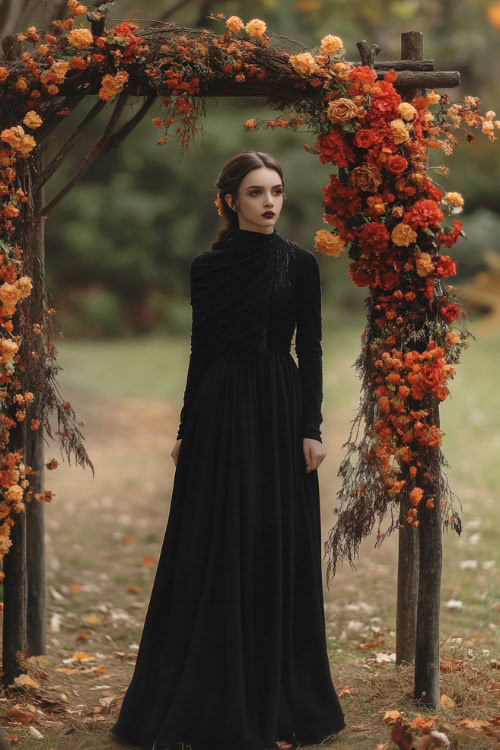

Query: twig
[36,98,107,189]
[40,90,128,216]
[105,94,157,151]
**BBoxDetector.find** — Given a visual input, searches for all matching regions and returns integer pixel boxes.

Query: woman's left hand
[303,437,326,473]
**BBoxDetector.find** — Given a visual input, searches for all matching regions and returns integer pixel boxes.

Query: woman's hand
[303,437,326,473]
[171,438,182,466]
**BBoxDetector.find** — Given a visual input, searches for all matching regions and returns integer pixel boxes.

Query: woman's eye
[250,189,283,196]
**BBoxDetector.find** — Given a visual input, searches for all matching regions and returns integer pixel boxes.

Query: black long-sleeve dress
[110,227,345,750]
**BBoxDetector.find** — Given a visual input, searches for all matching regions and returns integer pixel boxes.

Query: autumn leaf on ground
[440,694,455,708]
[359,638,385,648]
[391,717,413,750]
[81,614,101,626]
[384,710,404,724]
[440,658,464,673]
[458,718,491,730]
[140,555,156,567]
[338,686,355,696]
[8,704,38,725]
[76,632,91,641]
[128,584,142,593]
[12,674,39,689]
[122,533,134,543]
[70,583,83,593]
[409,715,437,730]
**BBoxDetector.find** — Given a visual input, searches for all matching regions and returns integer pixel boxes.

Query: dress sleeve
[295,250,324,443]
[176,256,206,441]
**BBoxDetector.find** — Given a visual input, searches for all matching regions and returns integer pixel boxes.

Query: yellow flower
[245,19,267,38]
[315,229,345,257]
[98,71,129,101]
[426,90,440,105]
[415,251,434,277]
[289,52,320,76]
[390,118,411,144]
[319,35,343,56]
[16,276,33,298]
[68,28,93,49]
[226,16,244,33]
[332,62,353,81]
[398,102,417,121]
[243,119,255,130]
[444,191,464,207]
[0,336,20,360]
[391,223,417,247]
[23,111,42,129]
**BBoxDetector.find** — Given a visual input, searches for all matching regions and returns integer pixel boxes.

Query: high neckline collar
[229,227,277,241]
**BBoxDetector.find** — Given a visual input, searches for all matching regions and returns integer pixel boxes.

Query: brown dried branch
[36,98,108,189]
[105,94,157,151]
[40,90,129,216]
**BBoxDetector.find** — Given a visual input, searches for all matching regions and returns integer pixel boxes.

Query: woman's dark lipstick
[262,211,275,217]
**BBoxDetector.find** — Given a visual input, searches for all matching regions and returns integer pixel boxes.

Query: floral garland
[0,3,497,578]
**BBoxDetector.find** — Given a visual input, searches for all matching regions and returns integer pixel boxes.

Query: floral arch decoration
[0,3,497,589]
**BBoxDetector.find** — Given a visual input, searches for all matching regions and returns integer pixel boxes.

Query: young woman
[111,151,345,750]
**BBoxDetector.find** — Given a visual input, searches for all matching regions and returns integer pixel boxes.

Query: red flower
[348,261,376,287]
[377,267,400,290]
[357,221,390,255]
[404,198,444,231]
[315,129,356,168]
[323,175,362,219]
[354,129,375,148]
[436,219,463,249]
[386,155,408,175]
[433,255,457,278]
[440,303,461,322]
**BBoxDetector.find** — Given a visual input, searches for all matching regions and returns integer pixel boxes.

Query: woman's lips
[262,212,275,217]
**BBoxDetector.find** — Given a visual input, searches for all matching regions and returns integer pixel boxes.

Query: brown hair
[211,150,285,250]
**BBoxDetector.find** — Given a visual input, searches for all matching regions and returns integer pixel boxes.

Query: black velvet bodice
[176,227,323,442]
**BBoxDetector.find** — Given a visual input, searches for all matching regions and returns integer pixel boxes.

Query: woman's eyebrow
[246,184,283,189]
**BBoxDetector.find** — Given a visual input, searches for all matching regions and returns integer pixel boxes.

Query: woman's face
[225,166,284,234]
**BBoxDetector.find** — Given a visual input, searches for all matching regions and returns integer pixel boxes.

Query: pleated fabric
[110,345,346,750]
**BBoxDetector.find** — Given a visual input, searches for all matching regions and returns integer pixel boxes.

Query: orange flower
[314,229,346,257]
[409,487,424,506]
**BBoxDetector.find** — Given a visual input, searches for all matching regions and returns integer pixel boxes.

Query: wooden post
[399,31,442,709]
[2,350,27,686]
[395,31,425,667]
[26,147,47,656]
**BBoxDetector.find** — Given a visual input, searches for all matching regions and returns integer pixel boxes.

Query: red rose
[387,155,408,175]
[348,261,375,287]
[440,303,461,323]
[433,255,457,278]
[353,129,375,148]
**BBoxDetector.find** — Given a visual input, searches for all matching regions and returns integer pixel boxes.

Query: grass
[1,313,498,749]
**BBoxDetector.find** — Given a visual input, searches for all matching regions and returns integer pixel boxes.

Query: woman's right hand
[171,438,182,466]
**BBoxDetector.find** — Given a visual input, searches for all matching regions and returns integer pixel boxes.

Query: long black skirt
[110,347,345,750]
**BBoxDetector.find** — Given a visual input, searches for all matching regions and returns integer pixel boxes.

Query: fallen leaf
[359,638,385,648]
[27,726,43,739]
[409,715,437,730]
[440,658,464,673]
[128,585,142,594]
[13,674,39,689]
[338,686,355,696]
[440,694,455,708]
[70,583,82,593]
[391,717,413,750]
[384,710,403,724]
[140,555,156,567]
[9,704,38,725]
[81,614,101,626]
[458,718,491,730]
